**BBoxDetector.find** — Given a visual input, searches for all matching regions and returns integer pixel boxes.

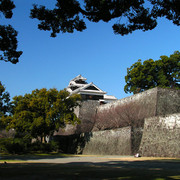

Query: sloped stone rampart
[55,88,179,136]
[156,88,180,116]
[93,88,158,131]
[82,127,131,155]
[76,100,99,133]
[97,88,157,112]
[54,100,99,135]
[53,88,180,157]
[139,113,180,157]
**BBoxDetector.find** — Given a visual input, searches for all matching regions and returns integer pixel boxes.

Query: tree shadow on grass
[0,159,180,180]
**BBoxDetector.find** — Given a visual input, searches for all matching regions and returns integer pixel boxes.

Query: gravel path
[25,155,134,164]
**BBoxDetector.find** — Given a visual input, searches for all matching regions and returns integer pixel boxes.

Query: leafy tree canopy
[0,81,11,118]
[0,0,22,64]
[124,51,180,94]
[3,88,81,142]
[30,0,180,37]
[0,81,12,129]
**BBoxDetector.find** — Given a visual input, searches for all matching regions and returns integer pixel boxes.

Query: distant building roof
[104,95,117,100]
[66,75,106,96]
[66,75,117,102]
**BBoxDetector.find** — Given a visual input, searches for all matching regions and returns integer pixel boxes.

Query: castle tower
[66,75,117,102]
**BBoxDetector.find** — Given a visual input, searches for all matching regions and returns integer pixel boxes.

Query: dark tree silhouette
[30,0,180,37]
[1,0,180,64]
[0,0,22,64]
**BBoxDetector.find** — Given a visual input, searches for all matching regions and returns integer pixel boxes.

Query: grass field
[0,154,180,180]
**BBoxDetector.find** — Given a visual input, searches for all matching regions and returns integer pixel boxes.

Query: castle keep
[66,75,117,102]
[54,75,180,157]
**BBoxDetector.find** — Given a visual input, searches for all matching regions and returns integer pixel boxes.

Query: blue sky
[0,0,180,100]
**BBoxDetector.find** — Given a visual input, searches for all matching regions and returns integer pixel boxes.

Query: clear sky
[0,0,180,100]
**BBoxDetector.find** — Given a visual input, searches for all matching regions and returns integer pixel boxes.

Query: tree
[0,0,22,64]
[0,81,12,130]
[124,51,180,94]
[0,81,11,118]
[30,0,180,37]
[1,1,180,64]
[5,88,81,142]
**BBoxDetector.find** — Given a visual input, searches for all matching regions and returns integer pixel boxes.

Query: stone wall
[82,127,131,155]
[54,88,180,157]
[139,113,180,157]
[156,88,180,116]
[54,127,131,155]
[90,88,160,154]
[75,100,99,133]
[93,88,158,131]
[54,100,99,136]
[55,88,179,135]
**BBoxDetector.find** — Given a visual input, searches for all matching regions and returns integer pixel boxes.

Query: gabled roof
[66,75,117,101]
[66,75,107,96]
[70,82,106,95]
[69,75,86,84]
[79,82,106,94]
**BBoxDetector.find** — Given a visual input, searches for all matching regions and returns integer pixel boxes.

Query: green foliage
[30,140,59,153]
[4,88,81,141]
[0,81,12,129]
[0,81,11,116]
[124,51,180,94]
[30,0,180,37]
[0,138,59,154]
[0,138,28,154]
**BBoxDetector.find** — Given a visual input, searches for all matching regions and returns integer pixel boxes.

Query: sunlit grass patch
[168,175,180,180]
[0,160,25,163]
[103,177,131,180]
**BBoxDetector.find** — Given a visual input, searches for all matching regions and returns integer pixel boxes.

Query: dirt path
[23,155,179,164]
[25,155,134,163]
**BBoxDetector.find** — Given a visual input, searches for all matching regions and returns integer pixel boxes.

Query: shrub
[29,140,59,153]
[0,138,29,154]
[0,137,59,154]
[0,138,12,152]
